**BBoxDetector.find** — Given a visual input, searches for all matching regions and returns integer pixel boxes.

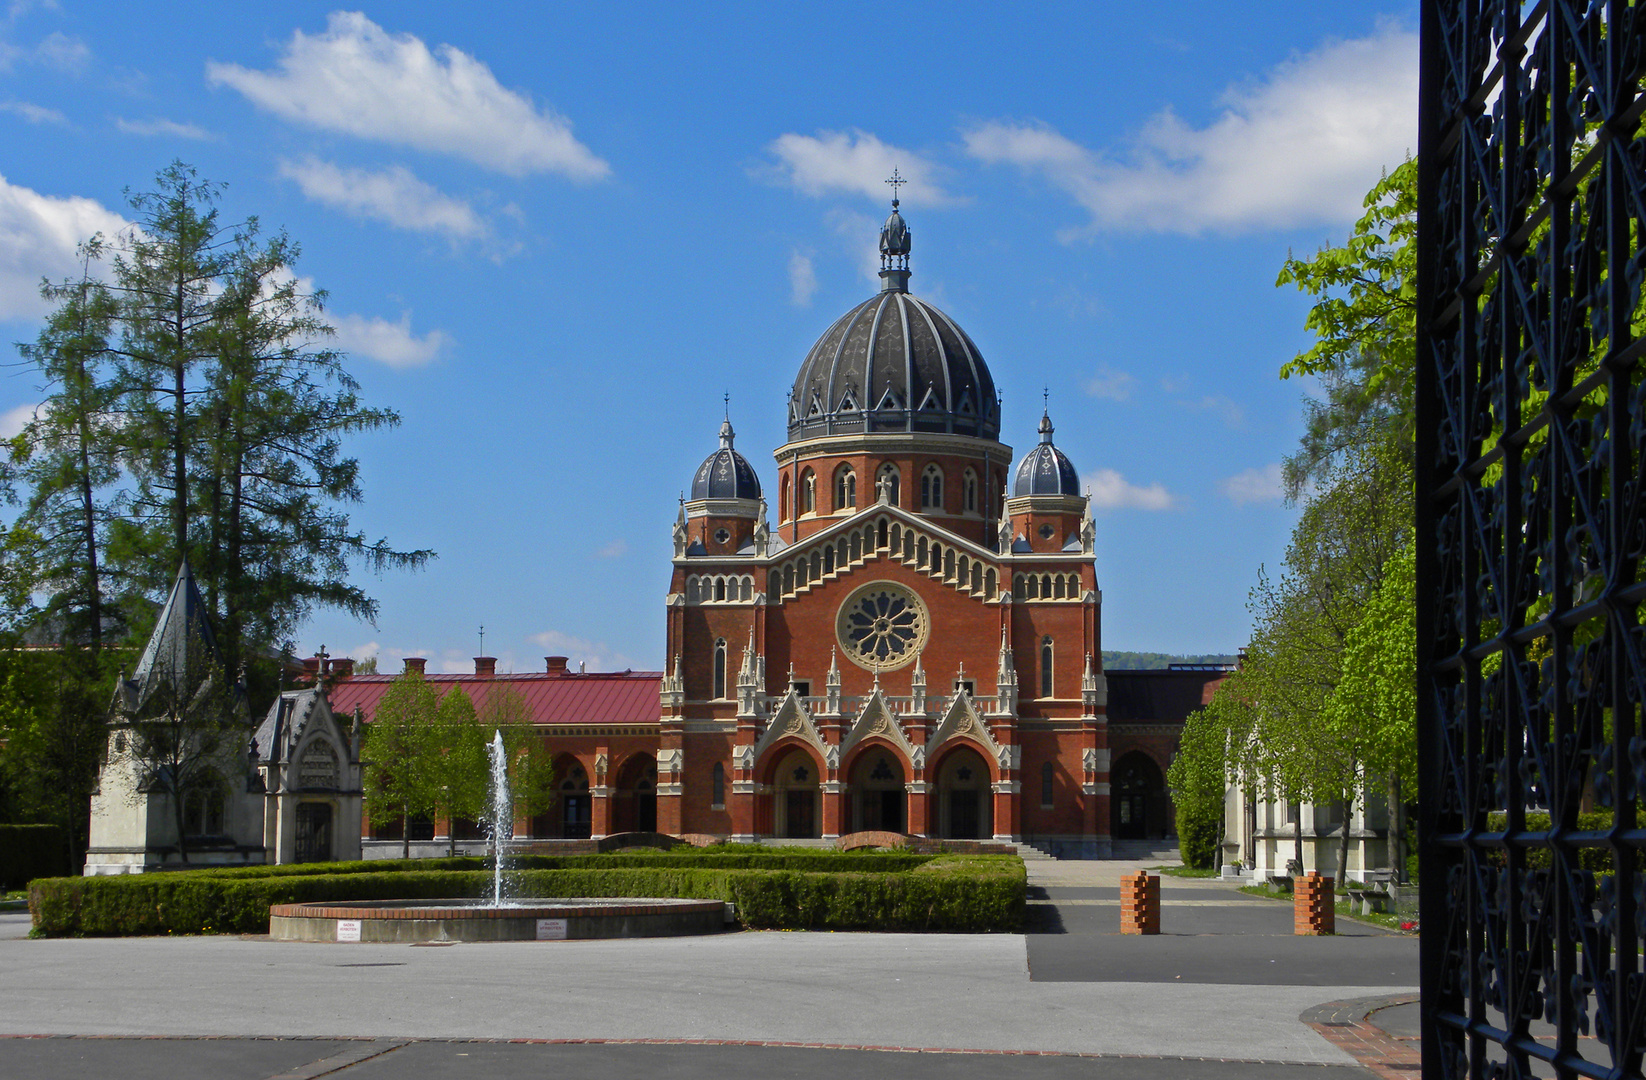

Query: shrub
[1481,808,1646,873]
[1175,806,1220,870]
[0,824,69,888]
[28,852,1022,936]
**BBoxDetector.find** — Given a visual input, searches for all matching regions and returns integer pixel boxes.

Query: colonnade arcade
[730,685,1025,842]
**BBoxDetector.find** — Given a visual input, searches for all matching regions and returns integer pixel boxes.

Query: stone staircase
[1108,839,1182,862]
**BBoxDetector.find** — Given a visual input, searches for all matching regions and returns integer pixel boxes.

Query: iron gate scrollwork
[1418,2,1646,1077]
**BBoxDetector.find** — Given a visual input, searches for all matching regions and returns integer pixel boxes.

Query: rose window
[835,582,929,671]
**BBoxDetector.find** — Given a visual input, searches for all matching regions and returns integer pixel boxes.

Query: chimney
[545,656,569,675]
[328,658,355,679]
[302,656,321,683]
[475,656,497,678]
[403,657,427,676]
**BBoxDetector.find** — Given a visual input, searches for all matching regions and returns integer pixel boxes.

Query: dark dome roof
[691,419,761,500]
[1013,412,1080,496]
[788,288,998,442]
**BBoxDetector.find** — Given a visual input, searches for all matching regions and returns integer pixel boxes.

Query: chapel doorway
[849,750,906,833]
[773,749,820,839]
[295,802,332,863]
[935,746,992,839]
[1112,752,1163,840]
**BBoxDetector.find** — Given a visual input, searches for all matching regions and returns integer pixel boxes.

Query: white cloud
[788,249,817,307]
[963,23,1416,235]
[0,173,128,321]
[0,402,39,438]
[1084,366,1136,402]
[825,208,885,285]
[1181,393,1244,428]
[279,157,484,241]
[116,116,211,139]
[594,539,627,560]
[0,99,63,124]
[206,12,609,180]
[32,30,85,71]
[332,311,449,369]
[1082,468,1175,511]
[1221,463,1285,505]
[764,130,952,205]
[529,629,637,673]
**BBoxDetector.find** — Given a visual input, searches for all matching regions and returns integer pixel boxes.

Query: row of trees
[0,162,430,866]
[363,672,556,857]
[1170,161,1419,879]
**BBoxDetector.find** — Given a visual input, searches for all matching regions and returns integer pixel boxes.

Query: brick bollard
[1294,871,1335,935]
[1120,870,1159,935]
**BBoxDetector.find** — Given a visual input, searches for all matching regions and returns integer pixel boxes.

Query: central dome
[787,204,998,443]
[787,290,999,442]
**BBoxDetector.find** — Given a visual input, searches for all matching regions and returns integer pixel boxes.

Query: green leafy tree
[362,669,439,858]
[430,685,486,855]
[1275,159,1417,497]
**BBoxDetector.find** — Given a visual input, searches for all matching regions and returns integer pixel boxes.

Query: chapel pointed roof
[117,561,224,717]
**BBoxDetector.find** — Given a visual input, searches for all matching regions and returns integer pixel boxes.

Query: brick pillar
[1294,871,1335,935]
[1119,870,1159,934]
[906,782,929,835]
[821,782,844,839]
[590,788,612,838]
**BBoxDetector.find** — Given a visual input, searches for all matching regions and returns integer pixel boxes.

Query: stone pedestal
[1294,871,1335,935]
[1119,870,1159,935]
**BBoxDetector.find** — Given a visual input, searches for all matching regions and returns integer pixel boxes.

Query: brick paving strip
[0,1034,1360,1069]
[1302,996,1420,1077]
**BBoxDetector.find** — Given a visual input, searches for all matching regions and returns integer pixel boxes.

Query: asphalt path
[1026,885,1418,985]
[0,862,1413,1078]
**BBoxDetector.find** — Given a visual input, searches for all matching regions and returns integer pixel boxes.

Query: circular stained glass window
[835,581,929,672]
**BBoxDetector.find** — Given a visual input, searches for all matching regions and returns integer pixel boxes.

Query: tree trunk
[402,807,409,860]
[1292,798,1304,875]
[1335,798,1351,883]
[1387,773,1405,882]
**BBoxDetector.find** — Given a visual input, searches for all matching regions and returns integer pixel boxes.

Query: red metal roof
[325,670,662,727]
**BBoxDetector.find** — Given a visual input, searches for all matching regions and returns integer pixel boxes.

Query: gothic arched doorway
[543,757,590,839]
[934,745,993,839]
[772,748,821,838]
[1112,752,1163,840]
[613,755,657,833]
[848,748,906,833]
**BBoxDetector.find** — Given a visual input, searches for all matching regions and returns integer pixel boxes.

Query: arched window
[781,476,792,521]
[921,464,944,510]
[963,469,978,513]
[877,462,900,505]
[713,639,727,699]
[1041,637,1054,698]
[1041,761,1055,808]
[181,775,226,836]
[712,761,726,807]
[834,465,856,510]
[803,470,818,513]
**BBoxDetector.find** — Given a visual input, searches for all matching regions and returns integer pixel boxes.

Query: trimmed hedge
[30,853,1024,936]
[0,824,69,889]
[1482,809,1646,873]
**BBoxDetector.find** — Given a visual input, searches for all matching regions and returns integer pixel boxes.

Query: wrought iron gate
[1418,2,1646,1077]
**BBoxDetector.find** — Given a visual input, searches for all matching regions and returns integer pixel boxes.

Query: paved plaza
[0,860,1420,1078]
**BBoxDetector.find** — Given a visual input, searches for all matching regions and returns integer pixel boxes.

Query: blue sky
[0,3,1419,673]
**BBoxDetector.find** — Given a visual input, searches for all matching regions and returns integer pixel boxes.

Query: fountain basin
[269,897,730,943]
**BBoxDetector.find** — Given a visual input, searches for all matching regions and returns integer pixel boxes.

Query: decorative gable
[753,689,826,765]
[841,689,916,761]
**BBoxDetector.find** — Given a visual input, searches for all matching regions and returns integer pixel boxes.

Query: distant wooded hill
[1102,651,1238,670]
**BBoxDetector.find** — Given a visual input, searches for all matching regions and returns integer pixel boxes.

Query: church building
[329,197,1215,858]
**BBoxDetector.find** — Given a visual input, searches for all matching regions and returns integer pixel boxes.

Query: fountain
[270,730,728,943]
